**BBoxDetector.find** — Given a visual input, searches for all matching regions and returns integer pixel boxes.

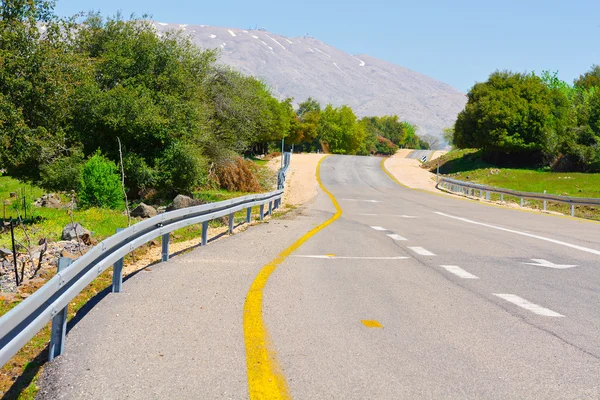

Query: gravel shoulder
[268,153,326,207]
[383,149,444,192]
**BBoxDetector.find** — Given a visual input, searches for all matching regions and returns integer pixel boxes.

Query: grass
[428,149,600,219]
[1,176,129,249]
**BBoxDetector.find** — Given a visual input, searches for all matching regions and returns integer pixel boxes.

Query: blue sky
[54,0,599,93]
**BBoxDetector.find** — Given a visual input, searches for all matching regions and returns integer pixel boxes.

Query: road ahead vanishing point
[39,155,600,399]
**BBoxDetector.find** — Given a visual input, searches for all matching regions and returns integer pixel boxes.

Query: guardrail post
[436,165,439,184]
[228,212,234,234]
[268,201,273,216]
[246,207,252,223]
[543,190,547,211]
[161,233,170,262]
[571,204,575,217]
[112,228,124,293]
[500,194,504,202]
[201,221,209,246]
[259,204,265,221]
[486,191,490,201]
[49,257,72,362]
[520,198,524,207]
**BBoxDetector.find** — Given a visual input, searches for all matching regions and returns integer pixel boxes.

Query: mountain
[153,22,466,146]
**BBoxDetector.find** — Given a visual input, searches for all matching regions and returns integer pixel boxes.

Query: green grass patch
[430,149,600,220]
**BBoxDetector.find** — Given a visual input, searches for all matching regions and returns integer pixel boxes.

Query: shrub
[39,149,85,192]
[158,141,208,195]
[375,135,398,155]
[79,151,124,209]
[123,153,158,195]
[215,157,262,192]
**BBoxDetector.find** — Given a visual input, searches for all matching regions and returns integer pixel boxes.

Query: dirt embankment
[383,150,446,192]
[268,153,326,207]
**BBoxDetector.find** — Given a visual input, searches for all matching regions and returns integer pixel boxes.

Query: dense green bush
[158,142,208,195]
[38,149,85,192]
[78,152,124,209]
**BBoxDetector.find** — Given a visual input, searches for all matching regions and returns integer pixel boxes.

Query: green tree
[319,105,364,154]
[454,71,569,163]
[574,65,600,90]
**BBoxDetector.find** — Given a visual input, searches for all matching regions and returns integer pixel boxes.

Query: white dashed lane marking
[440,265,479,279]
[370,226,387,231]
[387,234,407,241]
[408,247,435,256]
[493,294,564,317]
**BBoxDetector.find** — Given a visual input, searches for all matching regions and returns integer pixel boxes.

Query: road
[39,155,600,399]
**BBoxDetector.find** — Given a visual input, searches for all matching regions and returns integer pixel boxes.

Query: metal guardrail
[0,152,292,368]
[437,175,600,216]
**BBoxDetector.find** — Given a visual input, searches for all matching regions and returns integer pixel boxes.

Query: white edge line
[435,212,600,256]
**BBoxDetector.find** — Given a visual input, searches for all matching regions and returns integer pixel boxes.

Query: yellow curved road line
[243,155,342,399]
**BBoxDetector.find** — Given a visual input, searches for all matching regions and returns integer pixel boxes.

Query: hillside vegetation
[449,69,600,172]
[0,1,429,207]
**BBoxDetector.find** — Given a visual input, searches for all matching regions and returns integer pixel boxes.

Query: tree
[318,105,364,154]
[454,71,569,163]
[574,65,600,90]
[0,0,90,181]
[297,97,321,117]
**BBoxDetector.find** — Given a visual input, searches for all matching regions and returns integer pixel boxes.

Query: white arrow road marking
[522,259,577,269]
[370,226,387,231]
[435,212,600,256]
[493,294,564,317]
[387,234,407,241]
[408,247,435,256]
[292,255,410,260]
[440,265,479,279]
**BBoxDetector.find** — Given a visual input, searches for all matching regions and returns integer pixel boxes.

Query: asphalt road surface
[38,155,600,399]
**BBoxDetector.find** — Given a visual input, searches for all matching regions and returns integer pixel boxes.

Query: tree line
[0,1,428,201]
[451,67,600,171]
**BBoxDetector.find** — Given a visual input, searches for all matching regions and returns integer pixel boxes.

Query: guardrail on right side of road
[436,175,600,216]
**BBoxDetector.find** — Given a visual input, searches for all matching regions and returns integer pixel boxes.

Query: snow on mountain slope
[154,23,467,145]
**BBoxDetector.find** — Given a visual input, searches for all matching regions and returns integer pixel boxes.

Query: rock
[131,202,157,218]
[61,223,90,241]
[156,206,167,214]
[166,195,204,211]
[81,233,98,246]
[9,192,17,198]
[35,193,62,208]
[60,249,78,260]
[0,248,12,258]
